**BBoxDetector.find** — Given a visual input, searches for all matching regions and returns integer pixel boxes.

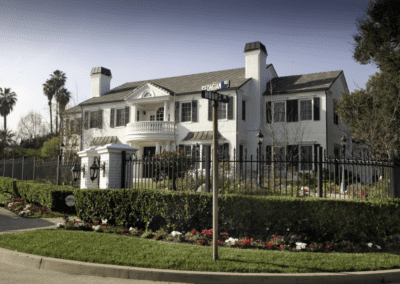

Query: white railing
[128,121,174,134]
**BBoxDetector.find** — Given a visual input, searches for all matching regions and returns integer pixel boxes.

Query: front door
[143,147,156,178]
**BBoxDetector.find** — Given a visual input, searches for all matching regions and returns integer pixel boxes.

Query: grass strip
[1,228,400,274]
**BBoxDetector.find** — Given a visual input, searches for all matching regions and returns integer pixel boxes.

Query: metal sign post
[201,90,223,261]
[212,100,218,260]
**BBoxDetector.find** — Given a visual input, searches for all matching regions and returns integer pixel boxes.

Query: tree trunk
[49,101,53,134]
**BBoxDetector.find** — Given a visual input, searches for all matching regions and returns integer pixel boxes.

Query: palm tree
[0,88,18,133]
[0,129,16,159]
[43,70,67,135]
[51,70,67,134]
[55,87,71,133]
[43,78,56,134]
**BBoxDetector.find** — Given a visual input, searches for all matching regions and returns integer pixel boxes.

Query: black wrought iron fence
[0,156,81,188]
[123,147,400,200]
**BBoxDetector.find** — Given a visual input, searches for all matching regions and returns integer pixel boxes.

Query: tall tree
[51,70,67,134]
[352,0,400,74]
[55,87,71,133]
[17,110,50,142]
[0,88,18,133]
[43,78,56,134]
[335,70,400,159]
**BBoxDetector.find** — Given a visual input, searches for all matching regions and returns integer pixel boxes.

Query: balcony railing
[128,121,174,134]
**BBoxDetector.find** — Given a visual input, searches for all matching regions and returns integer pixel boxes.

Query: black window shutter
[98,110,103,129]
[228,97,233,120]
[293,100,298,122]
[313,97,320,121]
[242,100,246,121]
[266,102,271,123]
[84,111,89,130]
[137,110,139,122]
[208,100,212,121]
[223,143,229,160]
[175,102,180,122]
[266,146,271,165]
[192,100,197,122]
[110,108,115,128]
[66,119,70,131]
[125,106,130,125]
[77,118,81,134]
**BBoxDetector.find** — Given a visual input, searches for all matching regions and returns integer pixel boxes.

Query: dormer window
[143,92,152,98]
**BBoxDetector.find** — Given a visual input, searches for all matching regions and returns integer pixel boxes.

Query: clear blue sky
[1,0,380,136]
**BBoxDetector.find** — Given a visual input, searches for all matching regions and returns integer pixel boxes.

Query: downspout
[325,90,329,162]
[174,93,177,150]
[80,106,83,151]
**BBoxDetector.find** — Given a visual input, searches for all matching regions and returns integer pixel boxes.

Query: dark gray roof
[65,66,276,113]
[244,41,267,54]
[182,131,224,141]
[263,70,343,96]
[91,67,112,77]
[89,136,122,147]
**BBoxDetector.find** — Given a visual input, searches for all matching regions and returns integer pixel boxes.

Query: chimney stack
[90,67,112,98]
[244,41,268,97]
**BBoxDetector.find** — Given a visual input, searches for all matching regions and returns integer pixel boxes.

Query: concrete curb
[1,247,400,284]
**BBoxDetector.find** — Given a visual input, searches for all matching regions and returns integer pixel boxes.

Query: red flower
[191,229,196,235]
[280,244,283,248]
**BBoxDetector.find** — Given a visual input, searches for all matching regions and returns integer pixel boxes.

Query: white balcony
[124,121,175,142]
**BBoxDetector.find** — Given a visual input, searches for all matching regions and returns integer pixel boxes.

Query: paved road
[0,261,193,284]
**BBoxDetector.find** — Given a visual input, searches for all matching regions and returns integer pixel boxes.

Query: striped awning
[182,131,225,142]
[89,136,123,147]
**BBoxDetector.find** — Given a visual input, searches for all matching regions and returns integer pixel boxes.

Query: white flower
[129,227,137,232]
[102,219,107,224]
[171,231,182,237]
[287,228,290,231]
[74,222,83,228]
[296,242,307,250]
[92,225,100,230]
[368,242,373,247]
[376,245,381,250]
[8,203,14,208]
[225,237,239,245]
[57,223,64,228]
[19,211,25,216]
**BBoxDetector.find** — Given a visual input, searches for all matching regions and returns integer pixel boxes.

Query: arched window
[156,107,164,121]
[143,92,152,98]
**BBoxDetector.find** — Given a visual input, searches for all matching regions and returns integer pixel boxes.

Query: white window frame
[115,108,126,127]
[181,102,192,122]
[273,102,285,123]
[299,99,312,121]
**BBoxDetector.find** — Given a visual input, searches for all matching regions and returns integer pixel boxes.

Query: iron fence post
[390,150,397,199]
[12,158,14,179]
[33,157,35,181]
[3,158,5,177]
[21,156,24,180]
[57,155,61,186]
[317,147,323,197]
[121,151,126,189]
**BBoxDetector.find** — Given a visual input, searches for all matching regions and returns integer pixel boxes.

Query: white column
[132,104,137,122]
[156,141,160,154]
[166,141,171,152]
[170,102,175,122]
[164,101,168,121]
[77,148,98,189]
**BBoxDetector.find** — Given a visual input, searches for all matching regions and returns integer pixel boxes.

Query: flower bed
[2,193,400,254]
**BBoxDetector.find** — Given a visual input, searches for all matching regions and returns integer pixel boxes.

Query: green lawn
[1,228,400,273]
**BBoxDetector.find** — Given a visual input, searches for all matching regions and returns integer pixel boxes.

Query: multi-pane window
[90,111,98,129]
[156,107,164,121]
[116,109,125,127]
[300,146,313,171]
[181,102,192,122]
[300,100,312,121]
[274,102,285,122]
[150,115,155,121]
[218,102,227,119]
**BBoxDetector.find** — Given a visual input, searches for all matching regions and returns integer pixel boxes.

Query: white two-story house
[63,41,370,178]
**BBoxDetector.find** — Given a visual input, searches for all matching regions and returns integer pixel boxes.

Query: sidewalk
[1,206,400,284]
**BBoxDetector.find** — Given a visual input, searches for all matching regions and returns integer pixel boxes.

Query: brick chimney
[90,67,112,98]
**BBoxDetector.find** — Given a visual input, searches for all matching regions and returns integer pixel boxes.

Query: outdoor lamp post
[256,131,264,187]
[340,136,347,194]
[90,156,106,182]
[71,162,85,182]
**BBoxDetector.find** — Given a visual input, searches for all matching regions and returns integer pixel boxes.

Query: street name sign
[201,90,229,104]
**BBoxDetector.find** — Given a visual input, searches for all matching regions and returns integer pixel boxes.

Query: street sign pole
[212,100,218,261]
